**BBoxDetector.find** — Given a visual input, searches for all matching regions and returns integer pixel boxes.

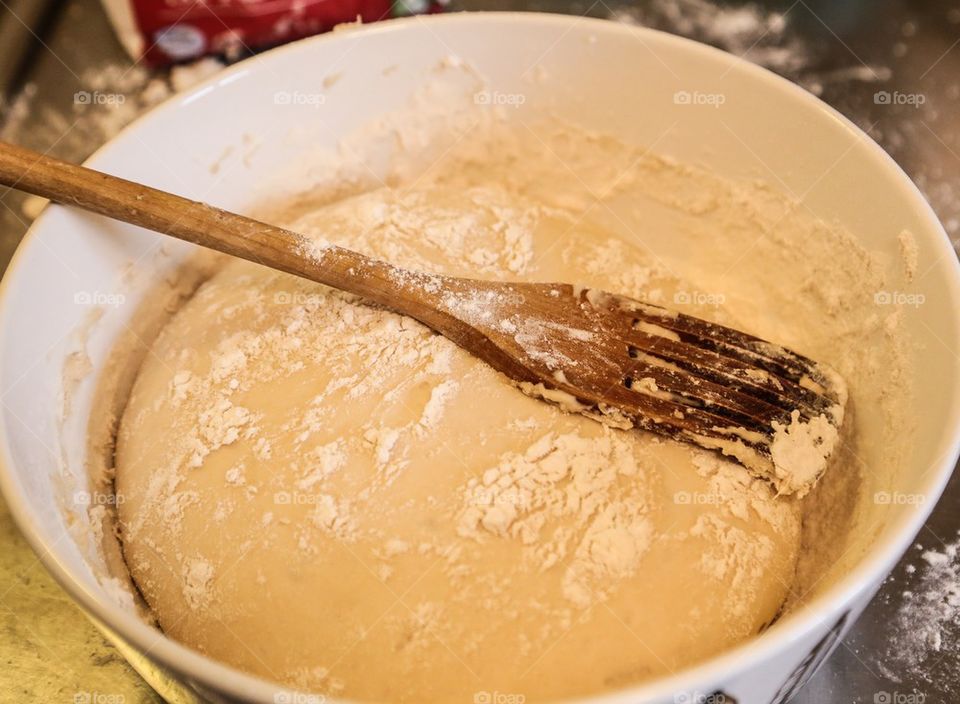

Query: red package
[100,0,445,65]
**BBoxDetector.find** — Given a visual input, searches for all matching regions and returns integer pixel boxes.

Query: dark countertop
[0,1,957,702]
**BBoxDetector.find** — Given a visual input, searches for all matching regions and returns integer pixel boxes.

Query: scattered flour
[183,557,215,610]
[457,429,655,607]
[879,534,960,688]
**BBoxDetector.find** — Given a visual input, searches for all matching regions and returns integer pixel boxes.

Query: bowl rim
[1,11,958,703]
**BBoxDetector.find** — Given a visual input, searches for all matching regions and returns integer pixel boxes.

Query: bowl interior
[1,12,958,703]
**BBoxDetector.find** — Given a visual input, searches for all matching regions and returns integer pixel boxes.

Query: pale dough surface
[116,129,806,702]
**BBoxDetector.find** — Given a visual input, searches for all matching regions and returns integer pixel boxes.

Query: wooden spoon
[0,141,847,496]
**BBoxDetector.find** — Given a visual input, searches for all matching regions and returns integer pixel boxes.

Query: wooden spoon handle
[0,140,438,319]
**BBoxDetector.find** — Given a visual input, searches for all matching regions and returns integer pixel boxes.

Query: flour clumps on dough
[458,429,655,606]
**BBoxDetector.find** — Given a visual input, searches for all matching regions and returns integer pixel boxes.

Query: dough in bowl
[115,123,867,702]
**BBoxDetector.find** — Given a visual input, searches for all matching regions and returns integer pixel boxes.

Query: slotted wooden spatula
[0,141,847,496]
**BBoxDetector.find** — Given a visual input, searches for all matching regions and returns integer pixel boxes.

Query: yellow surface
[0,497,162,704]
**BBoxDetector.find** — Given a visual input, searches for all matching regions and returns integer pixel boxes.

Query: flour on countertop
[878,534,960,687]
[610,0,806,74]
[609,0,889,91]
[1,59,224,162]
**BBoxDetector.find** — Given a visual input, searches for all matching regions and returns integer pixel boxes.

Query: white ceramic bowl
[1,12,958,704]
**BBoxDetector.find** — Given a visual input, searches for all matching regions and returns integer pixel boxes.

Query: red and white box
[101,0,444,65]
